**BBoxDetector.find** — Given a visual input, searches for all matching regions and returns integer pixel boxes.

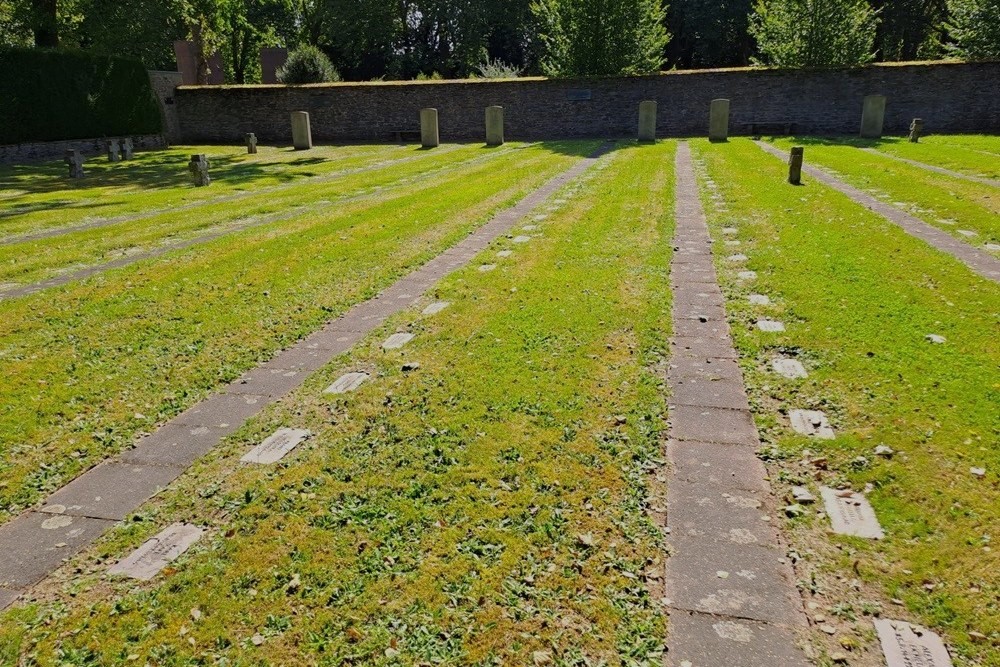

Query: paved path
[0,143,612,611]
[860,147,1000,188]
[664,142,810,666]
[755,141,1000,284]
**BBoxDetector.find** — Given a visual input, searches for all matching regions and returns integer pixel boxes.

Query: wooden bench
[392,129,422,143]
[741,121,797,137]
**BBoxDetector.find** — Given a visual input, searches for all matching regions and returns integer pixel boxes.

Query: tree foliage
[750,0,879,67]
[277,43,340,82]
[666,0,755,68]
[948,0,1000,60]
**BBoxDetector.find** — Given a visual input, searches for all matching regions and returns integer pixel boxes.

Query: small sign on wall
[566,89,592,102]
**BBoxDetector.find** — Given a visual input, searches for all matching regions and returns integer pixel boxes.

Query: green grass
[0,141,597,519]
[767,137,1000,252]
[871,135,1000,176]
[692,138,1000,666]
[0,140,675,666]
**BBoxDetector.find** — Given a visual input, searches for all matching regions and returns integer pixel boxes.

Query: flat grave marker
[789,409,835,439]
[738,270,757,281]
[821,487,884,539]
[422,301,450,315]
[241,428,311,464]
[727,254,748,262]
[382,332,414,350]
[748,294,770,305]
[108,523,203,581]
[497,250,513,258]
[756,319,785,332]
[325,372,370,394]
[772,359,807,379]
[874,619,953,667]
[479,264,496,272]
[512,235,531,243]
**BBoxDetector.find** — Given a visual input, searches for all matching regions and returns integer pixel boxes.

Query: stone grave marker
[821,487,885,539]
[748,294,770,305]
[789,409,835,439]
[638,101,657,142]
[497,250,513,258]
[120,138,135,160]
[188,154,211,187]
[513,235,531,243]
[325,372,369,394]
[709,99,730,142]
[861,95,887,138]
[875,619,953,667]
[382,332,414,350]
[245,133,258,154]
[772,358,807,379]
[421,108,440,148]
[241,428,311,464]
[485,106,504,147]
[64,150,84,179]
[908,119,924,143]
[727,253,748,262]
[291,111,313,150]
[108,523,203,580]
[986,243,1000,252]
[479,264,496,272]
[788,146,804,185]
[756,319,785,332]
[107,139,121,162]
[422,301,450,315]
[957,229,976,237]
[722,227,738,235]
[738,270,757,281]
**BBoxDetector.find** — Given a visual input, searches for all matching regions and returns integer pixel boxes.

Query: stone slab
[173,393,269,430]
[512,235,531,243]
[478,264,496,273]
[226,366,305,397]
[667,440,770,493]
[671,405,758,446]
[0,588,19,611]
[671,377,750,410]
[667,612,811,667]
[120,421,225,467]
[671,337,739,360]
[675,317,730,340]
[672,287,726,307]
[756,319,785,333]
[422,301,450,315]
[789,409,835,439]
[261,344,337,374]
[771,359,807,379]
[874,619,953,667]
[325,372,370,394]
[108,523,204,581]
[738,270,757,281]
[674,301,728,322]
[39,462,184,521]
[668,480,778,547]
[0,511,115,590]
[382,332,414,350]
[241,428,311,464]
[821,487,884,539]
[748,294,771,306]
[669,356,744,383]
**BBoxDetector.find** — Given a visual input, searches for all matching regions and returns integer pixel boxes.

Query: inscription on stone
[325,371,370,394]
[108,523,203,581]
[821,487,884,539]
[241,428,311,464]
[422,301,450,315]
[382,332,414,350]
[789,409,835,439]
[874,619,952,667]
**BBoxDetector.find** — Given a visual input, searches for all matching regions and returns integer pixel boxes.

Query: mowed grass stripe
[865,135,1000,179]
[693,139,999,666]
[0,140,675,666]
[0,141,598,519]
[0,143,504,287]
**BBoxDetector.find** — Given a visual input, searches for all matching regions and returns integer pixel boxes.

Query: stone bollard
[107,139,121,163]
[638,101,657,142]
[120,138,134,160]
[788,146,804,185]
[420,108,440,148]
[64,150,85,179]
[485,106,504,146]
[188,154,211,187]
[709,99,730,142]
[860,95,887,139]
[291,111,313,150]
[246,133,258,154]
[909,118,923,143]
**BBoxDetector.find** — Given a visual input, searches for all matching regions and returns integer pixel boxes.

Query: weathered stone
[245,133,258,154]
[875,619,953,667]
[324,371,370,394]
[108,523,204,581]
[748,294,770,305]
[38,462,183,521]
[512,235,531,243]
[756,319,785,332]
[788,146,804,184]
[925,334,946,344]
[957,229,976,237]
[485,106,504,146]
[241,428,311,464]
[120,138,135,160]
[738,270,757,281]
[478,264,496,272]
[667,613,811,667]
[821,487,884,539]
[497,250,513,257]
[420,108,439,148]
[727,253,748,262]
[107,138,121,162]
[709,99,730,142]
[861,95,887,138]
[789,409,835,439]
[772,358,807,379]
[382,332,414,350]
[64,150,84,178]
[291,111,313,150]
[422,301,450,315]
[188,154,211,187]
[909,118,924,143]
[638,100,657,142]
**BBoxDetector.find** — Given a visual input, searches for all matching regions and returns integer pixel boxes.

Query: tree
[665,0,755,68]
[223,0,296,83]
[72,0,187,70]
[30,0,58,47]
[948,0,1000,60]
[532,0,669,77]
[870,0,947,61]
[277,43,340,82]
[750,0,879,67]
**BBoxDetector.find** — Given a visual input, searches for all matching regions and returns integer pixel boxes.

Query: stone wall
[149,70,184,144]
[173,61,1000,143]
[0,135,166,165]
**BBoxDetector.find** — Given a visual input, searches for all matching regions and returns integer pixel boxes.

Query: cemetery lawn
[0,141,598,521]
[766,137,1000,252]
[860,134,1000,180]
[0,141,675,665]
[693,138,1000,666]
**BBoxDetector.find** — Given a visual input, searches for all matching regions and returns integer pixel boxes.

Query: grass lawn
[692,138,999,666]
[865,135,1000,178]
[0,140,674,666]
[0,141,596,519]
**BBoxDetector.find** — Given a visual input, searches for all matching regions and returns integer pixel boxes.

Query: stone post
[909,118,923,143]
[246,133,258,154]
[420,108,440,148]
[188,154,211,186]
[291,111,313,150]
[64,150,84,179]
[120,138,134,160]
[788,146,804,185]
[638,101,657,142]
[860,95,887,139]
[485,106,504,146]
[107,139,121,162]
[709,99,730,142]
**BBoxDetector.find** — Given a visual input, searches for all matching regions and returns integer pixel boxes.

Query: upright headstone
[120,138,134,160]
[245,133,258,154]
[860,95,887,139]
[709,99,730,142]
[637,101,657,142]
[908,118,923,143]
[64,150,84,179]
[420,108,440,148]
[107,139,121,163]
[260,47,289,84]
[788,146,804,185]
[485,106,504,147]
[291,111,313,150]
[188,154,211,187]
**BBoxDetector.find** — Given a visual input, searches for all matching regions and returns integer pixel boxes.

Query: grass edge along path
[664,142,811,666]
[861,148,1000,189]
[755,140,1000,284]
[0,143,613,615]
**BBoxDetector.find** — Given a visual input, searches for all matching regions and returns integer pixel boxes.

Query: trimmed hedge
[0,47,162,145]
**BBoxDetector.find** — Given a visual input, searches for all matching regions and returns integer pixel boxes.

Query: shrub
[475,57,523,79]
[277,46,341,84]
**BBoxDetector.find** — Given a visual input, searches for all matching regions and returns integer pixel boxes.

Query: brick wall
[173,61,1000,144]
[149,70,184,144]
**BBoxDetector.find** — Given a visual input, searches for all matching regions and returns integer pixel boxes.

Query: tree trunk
[32,0,59,47]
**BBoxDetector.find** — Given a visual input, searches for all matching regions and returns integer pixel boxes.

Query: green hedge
[0,47,162,145]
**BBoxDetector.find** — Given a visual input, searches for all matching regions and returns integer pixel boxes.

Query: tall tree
[948,0,1000,60]
[665,0,755,68]
[30,0,59,46]
[870,0,947,60]
[223,0,296,83]
[750,0,879,67]
[73,0,187,70]
[532,0,669,76]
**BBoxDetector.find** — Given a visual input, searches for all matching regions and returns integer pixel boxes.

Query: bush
[277,46,341,84]
[0,47,162,144]
[475,58,522,79]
